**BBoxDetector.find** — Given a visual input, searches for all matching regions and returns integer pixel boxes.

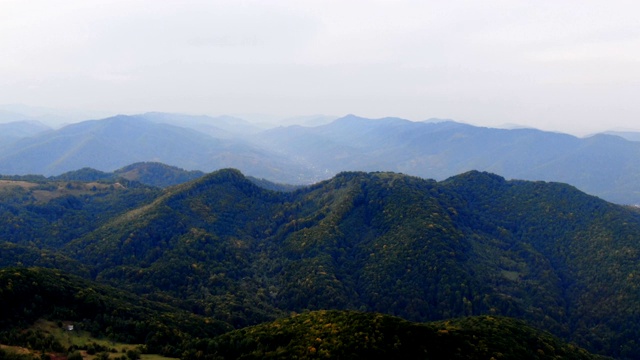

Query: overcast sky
[1,0,639,135]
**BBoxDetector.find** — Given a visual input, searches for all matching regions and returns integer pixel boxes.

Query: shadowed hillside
[0,269,605,359]
[22,169,635,358]
[208,310,606,360]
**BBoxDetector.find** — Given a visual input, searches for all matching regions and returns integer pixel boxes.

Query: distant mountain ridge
[2,112,640,204]
[47,162,205,188]
[0,114,306,181]
[256,115,640,204]
[2,162,299,193]
[0,120,51,149]
[602,130,640,142]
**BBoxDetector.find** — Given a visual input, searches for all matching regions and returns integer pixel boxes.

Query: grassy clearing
[0,180,39,189]
[0,179,118,203]
[1,320,178,360]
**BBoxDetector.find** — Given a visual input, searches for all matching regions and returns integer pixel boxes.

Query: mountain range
[1,112,640,205]
[3,108,639,358]
[1,167,640,358]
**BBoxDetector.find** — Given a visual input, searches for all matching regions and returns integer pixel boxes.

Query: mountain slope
[53,169,640,358]
[140,112,263,138]
[112,162,205,187]
[0,115,214,175]
[602,130,640,142]
[0,120,51,140]
[0,121,51,151]
[0,268,603,359]
[0,175,160,249]
[0,115,303,181]
[256,115,640,204]
[0,267,231,356]
[209,310,604,360]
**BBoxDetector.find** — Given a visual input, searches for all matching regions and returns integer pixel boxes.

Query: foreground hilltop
[209,310,604,359]
[1,169,640,358]
[0,268,604,359]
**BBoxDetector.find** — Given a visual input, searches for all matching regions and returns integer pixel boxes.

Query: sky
[1,0,640,135]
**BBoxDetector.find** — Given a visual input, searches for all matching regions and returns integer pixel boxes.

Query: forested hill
[209,310,605,360]
[0,267,231,357]
[58,170,640,357]
[2,169,640,358]
[0,268,604,359]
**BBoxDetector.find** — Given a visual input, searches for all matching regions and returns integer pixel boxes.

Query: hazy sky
[2,0,639,135]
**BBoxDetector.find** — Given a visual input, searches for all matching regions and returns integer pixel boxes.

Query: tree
[125,349,140,360]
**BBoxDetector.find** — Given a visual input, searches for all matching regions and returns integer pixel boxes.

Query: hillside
[208,310,604,360]
[256,115,640,204]
[2,169,640,357]
[0,174,160,250]
[603,130,640,142]
[0,267,231,357]
[17,169,630,358]
[0,115,303,182]
[52,162,206,188]
[0,120,50,146]
[140,112,264,138]
[0,269,603,359]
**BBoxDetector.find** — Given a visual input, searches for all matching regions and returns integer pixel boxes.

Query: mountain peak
[170,168,256,196]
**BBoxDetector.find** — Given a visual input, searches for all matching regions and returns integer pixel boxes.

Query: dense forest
[1,165,640,358]
[207,310,606,359]
[0,267,230,357]
[0,268,605,359]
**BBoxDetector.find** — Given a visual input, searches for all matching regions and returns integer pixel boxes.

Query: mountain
[209,310,604,360]
[112,162,206,187]
[0,109,34,123]
[3,112,640,204]
[0,104,111,126]
[256,115,640,204]
[139,112,264,138]
[276,114,338,127]
[0,115,214,175]
[0,121,50,137]
[47,162,205,188]
[0,121,51,149]
[602,130,640,142]
[0,169,629,357]
[4,162,298,194]
[0,115,305,182]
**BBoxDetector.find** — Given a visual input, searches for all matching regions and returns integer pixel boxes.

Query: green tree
[125,349,140,360]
